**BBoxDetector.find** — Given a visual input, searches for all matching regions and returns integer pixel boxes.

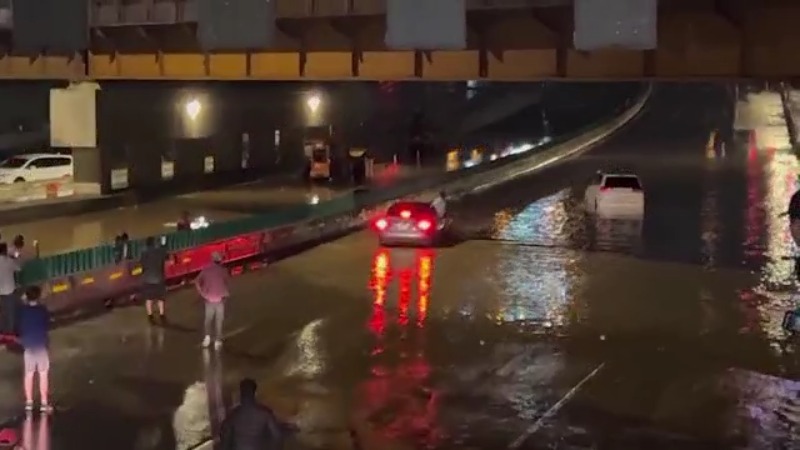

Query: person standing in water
[195,252,230,348]
[18,286,51,412]
[139,236,168,323]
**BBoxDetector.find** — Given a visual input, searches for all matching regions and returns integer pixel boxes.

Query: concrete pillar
[71,147,105,187]
[50,81,112,193]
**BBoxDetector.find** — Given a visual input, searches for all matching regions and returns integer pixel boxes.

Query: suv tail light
[375,218,388,230]
[599,186,610,192]
[400,210,411,219]
[417,219,432,231]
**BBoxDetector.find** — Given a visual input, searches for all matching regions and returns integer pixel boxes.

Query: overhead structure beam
[713,0,747,30]
[714,0,749,75]
[329,18,360,76]
[530,7,571,76]
[466,13,492,77]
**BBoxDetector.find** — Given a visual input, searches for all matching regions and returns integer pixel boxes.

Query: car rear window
[603,176,641,190]
[387,202,435,217]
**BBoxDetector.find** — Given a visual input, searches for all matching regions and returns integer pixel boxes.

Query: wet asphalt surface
[0,84,799,450]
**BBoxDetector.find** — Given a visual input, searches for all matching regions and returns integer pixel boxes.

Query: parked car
[0,153,73,184]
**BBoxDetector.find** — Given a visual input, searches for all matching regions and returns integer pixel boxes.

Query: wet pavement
[1,84,799,450]
[2,180,343,256]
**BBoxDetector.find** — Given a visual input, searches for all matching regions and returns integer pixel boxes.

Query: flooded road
[0,84,798,450]
[3,181,344,256]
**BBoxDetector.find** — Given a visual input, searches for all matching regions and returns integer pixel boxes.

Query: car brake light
[375,218,388,230]
[417,219,432,231]
[599,186,609,192]
[400,210,411,219]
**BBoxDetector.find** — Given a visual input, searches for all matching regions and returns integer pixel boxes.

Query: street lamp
[185,98,202,121]
[306,94,321,114]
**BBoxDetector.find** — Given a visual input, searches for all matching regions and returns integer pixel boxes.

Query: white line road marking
[507,362,606,449]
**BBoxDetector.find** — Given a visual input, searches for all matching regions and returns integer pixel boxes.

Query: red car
[372,201,442,247]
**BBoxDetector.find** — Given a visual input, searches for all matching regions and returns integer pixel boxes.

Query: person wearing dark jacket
[219,379,290,450]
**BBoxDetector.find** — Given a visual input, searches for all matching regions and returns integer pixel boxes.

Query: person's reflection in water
[146,321,164,354]
[202,349,225,441]
[21,412,49,450]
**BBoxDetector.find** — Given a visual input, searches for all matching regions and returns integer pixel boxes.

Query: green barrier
[20,90,643,286]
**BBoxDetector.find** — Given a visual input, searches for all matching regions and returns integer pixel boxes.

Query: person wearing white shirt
[0,242,20,336]
[431,190,447,220]
[10,235,28,262]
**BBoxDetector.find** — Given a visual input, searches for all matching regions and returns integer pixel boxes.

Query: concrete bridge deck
[0,0,798,80]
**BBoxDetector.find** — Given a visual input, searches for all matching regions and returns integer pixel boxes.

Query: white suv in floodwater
[0,153,73,184]
[585,171,645,218]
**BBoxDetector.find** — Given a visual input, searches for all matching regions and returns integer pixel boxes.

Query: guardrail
[442,87,650,199]
[20,86,649,317]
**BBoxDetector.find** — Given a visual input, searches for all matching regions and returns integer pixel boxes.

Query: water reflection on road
[362,248,443,448]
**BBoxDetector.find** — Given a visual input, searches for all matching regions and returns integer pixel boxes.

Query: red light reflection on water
[359,249,444,448]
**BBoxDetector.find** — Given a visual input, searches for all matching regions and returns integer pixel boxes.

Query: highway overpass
[0,0,799,80]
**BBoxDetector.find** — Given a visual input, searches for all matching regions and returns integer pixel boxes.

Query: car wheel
[13,177,25,183]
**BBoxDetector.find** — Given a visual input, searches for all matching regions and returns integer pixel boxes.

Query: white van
[0,153,73,184]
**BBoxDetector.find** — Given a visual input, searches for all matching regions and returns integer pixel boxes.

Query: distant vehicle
[0,153,73,184]
[585,171,645,217]
[308,146,331,180]
[373,201,444,247]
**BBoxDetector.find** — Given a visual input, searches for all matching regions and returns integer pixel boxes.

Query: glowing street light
[306,94,321,114]
[185,98,201,120]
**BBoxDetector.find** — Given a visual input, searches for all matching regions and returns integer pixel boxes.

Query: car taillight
[375,218,388,230]
[400,210,411,219]
[417,219,432,231]
[599,186,610,192]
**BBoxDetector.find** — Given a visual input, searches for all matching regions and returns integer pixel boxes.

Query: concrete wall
[94,82,472,177]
